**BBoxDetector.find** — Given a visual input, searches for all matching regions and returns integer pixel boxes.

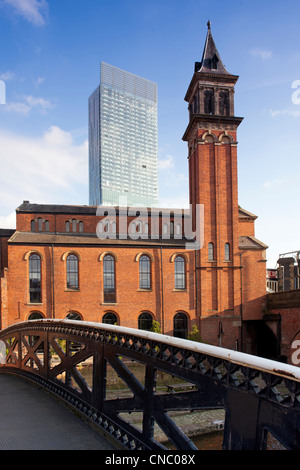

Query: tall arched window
[66,254,79,290]
[219,91,230,116]
[208,242,214,261]
[170,221,174,238]
[38,218,43,232]
[65,221,70,232]
[204,89,214,114]
[174,256,186,289]
[139,255,151,289]
[102,312,118,325]
[173,312,188,339]
[29,253,41,303]
[72,219,77,233]
[225,243,230,261]
[79,221,84,233]
[138,312,153,331]
[31,220,36,232]
[103,255,116,303]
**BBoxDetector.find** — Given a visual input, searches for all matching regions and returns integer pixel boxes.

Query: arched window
[170,221,174,238]
[193,93,198,114]
[31,220,36,232]
[29,253,41,303]
[65,221,70,232]
[65,311,81,321]
[28,312,43,320]
[66,254,79,290]
[208,242,214,261]
[72,219,77,233]
[204,89,214,114]
[139,255,151,289]
[174,256,186,289]
[45,220,49,232]
[225,243,230,261]
[173,312,188,339]
[211,53,219,70]
[102,312,118,325]
[138,312,153,331]
[103,255,116,303]
[219,91,230,116]
[38,218,43,232]
[79,221,84,233]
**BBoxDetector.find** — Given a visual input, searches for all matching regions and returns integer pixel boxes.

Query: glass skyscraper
[89,62,159,207]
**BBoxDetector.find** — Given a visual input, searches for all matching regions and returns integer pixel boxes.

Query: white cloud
[158,154,175,170]
[269,108,300,118]
[249,48,272,61]
[35,76,45,87]
[3,94,55,115]
[0,71,15,81]
[0,126,88,217]
[2,0,48,25]
[5,101,31,115]
[0,212,16,229]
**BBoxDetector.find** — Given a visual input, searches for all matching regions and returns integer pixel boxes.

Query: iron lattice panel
[1,320,300,450]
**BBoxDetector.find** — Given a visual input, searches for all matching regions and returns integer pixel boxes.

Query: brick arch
[102,310,120,325]
[219,132,233,144]
[99,252,118,262]
[65,311,83,321]
[61,250,82,261]
[201,131,218,143]
[135,252,154,262]
[24,250,44,261]
[169,253,189,263]
[27,311,45,320]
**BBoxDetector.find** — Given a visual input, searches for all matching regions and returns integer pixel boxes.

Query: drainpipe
[160,246,164,334]
[240,253,243,352]
[52,244,55,319]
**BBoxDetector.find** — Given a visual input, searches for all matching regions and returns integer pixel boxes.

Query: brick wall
[267,291,300,364]
[4,242,196,335]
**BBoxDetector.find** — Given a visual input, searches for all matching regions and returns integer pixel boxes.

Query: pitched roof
[7,231,194,248]
[16,201,186,216]
[195,21,230,75]
[239,236,268,250]
[238,206,258,220]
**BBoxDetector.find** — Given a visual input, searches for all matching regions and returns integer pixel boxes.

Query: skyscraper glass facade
[89,62,159,207]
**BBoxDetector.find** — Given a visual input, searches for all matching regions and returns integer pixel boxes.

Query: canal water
[165,431,286,450]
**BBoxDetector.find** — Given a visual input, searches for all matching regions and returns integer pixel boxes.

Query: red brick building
[0,24,268,352]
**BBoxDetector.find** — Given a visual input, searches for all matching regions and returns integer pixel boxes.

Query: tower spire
[196,21,229,74]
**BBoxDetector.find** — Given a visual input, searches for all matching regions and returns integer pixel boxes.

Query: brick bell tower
[183,21,244,348]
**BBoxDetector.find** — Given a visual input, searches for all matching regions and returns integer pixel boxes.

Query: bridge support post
[223,389,261,449]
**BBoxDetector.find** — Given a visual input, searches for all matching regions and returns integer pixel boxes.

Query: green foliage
[188,324,202,342]
[150,320,161,334]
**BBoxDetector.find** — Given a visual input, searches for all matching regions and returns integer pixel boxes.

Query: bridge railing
[0,319,300,450]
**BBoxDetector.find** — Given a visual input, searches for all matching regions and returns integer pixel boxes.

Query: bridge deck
[0,374,117,450]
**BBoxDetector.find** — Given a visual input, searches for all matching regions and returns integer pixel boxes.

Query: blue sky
[0,0,300,268]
